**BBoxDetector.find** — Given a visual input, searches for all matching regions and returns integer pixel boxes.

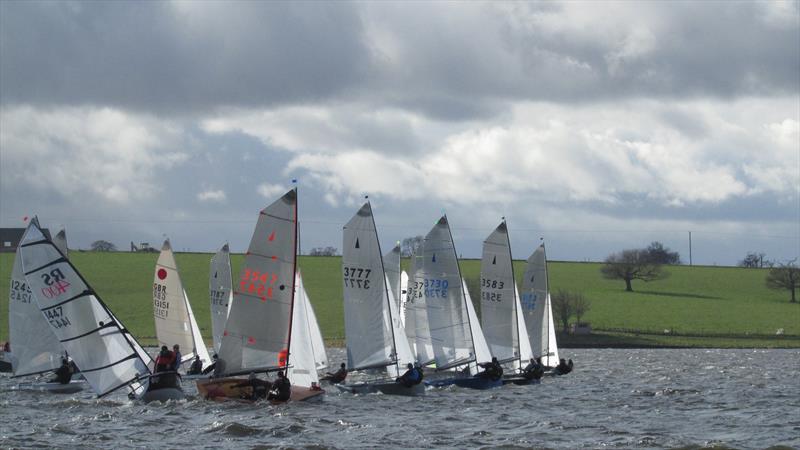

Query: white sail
[217,189,297,374]
[520,245,559,367]
[296,271,327,370]
[8,235,63,377]
[209,243,233,354]
[418,216,474,371]
[287,274,321,388]
[404,250,435,364]
[18,221,152,397]
[342,202,412,373]
[53,229,68,258]
[463,279,492,376]
[386,274,415,378]
[153,240,209,365]
[399,270,408,327]
[479,221,518,363]
[383,243,402,312]
[514,283,534,370]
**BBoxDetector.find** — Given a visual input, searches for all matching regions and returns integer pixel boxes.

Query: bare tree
[90,240,117,252]
[645,241,681,265]
[309,246,338,256]
[572,292,591,325]
[765,261,799,303]
[740,251,769,268]
[601,249,668,292]
[551,289,574,333]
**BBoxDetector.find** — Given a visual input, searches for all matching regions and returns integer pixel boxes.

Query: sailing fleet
[4,188,568,403]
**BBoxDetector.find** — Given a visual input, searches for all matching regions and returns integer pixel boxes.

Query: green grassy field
[1,252,798,348]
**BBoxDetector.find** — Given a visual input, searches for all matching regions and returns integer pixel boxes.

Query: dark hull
[426,376,503,390]
[502,375,542,386]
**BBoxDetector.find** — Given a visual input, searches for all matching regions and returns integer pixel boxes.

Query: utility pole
[688,231,693,266]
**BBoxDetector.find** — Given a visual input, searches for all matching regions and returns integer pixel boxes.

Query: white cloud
[0,106,187,203]
[257,182,288,199]
[196,189,226,202]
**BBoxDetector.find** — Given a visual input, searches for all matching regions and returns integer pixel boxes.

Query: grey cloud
[2,2,796,121]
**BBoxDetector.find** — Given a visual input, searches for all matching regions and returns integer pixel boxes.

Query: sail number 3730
[343,266,371,289]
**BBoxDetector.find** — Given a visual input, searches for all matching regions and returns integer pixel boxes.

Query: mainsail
[383,243,402,312]
[53,229,68,258]
[404,248,434,365]
[209,243,233,354]
[153,240,211,366]
[342,202,414,373]
[18,221,152,396]
[520,245,560,367]
[479,221,519,363]
[8,219,63,377]
[217,188,298,374]
[418,216,475,371]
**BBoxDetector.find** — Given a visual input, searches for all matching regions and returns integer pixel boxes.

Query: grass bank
[1,253,797,348]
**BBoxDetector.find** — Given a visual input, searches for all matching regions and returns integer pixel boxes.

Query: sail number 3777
[343,266,372,289]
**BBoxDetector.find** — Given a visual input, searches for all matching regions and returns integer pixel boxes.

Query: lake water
[1,348,798,449]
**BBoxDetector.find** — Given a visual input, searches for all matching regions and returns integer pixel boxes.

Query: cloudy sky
[1,1,798,266]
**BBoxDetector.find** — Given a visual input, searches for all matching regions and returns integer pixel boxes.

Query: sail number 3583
[343,267,371,289]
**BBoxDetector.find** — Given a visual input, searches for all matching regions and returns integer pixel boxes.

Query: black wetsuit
[52,364,72,384]
[268,376,291,402]
[187,359,203,375]
[522,362,544,380]
[322,368,347,384]
[478,361,503,381]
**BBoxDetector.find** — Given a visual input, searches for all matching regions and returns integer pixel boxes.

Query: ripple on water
[206,421,265,437]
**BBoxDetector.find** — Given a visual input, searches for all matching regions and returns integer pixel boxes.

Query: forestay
[18,221,152,397]
[296,271,327,370]
[8,224,63,377]
[342,202,414,373]
[479,221,519,363]
[520,245,560,367]
[217,189,297,374]
[418,216,474,371]
[209,243,233,354]
[153,240,211,366]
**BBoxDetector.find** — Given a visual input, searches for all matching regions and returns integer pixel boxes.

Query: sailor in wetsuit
[187,355,203,375]
[522,358,544,380]
[235,372,272,401]
[396,363,422,387]
[555,358,573,375]
[320,362,347,384]
[51,358,73,384]
[268,370,291,402]
[477,357,503,381]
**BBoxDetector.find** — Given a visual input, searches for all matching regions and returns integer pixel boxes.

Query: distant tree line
[90,240,117,252]
[309,246,338,256]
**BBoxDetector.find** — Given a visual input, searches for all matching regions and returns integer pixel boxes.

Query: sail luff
[286,188,299,370]
[370,204,401,375]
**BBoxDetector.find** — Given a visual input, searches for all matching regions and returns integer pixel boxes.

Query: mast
[286,187,299,370]
[504,219,523,366]
[542,241,550,360]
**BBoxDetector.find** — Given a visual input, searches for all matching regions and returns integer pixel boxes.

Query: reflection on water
[1,348,798,449]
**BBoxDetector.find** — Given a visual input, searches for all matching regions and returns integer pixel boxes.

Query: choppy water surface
[1,348,798,449]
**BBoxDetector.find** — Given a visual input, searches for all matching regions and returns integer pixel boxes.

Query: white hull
[14,380,85,394]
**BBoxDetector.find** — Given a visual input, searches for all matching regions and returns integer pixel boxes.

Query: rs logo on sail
[40,268,71,299]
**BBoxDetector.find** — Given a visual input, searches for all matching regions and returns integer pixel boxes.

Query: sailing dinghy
[209,243,233,356]
[335,202,423,396]
[17,220,182,402]
[196,188,324,403]
[416,216,501,390]
[520,244,560,369]
[153,239,211,375]
[7,222,84,393]
[479,221,538,385]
